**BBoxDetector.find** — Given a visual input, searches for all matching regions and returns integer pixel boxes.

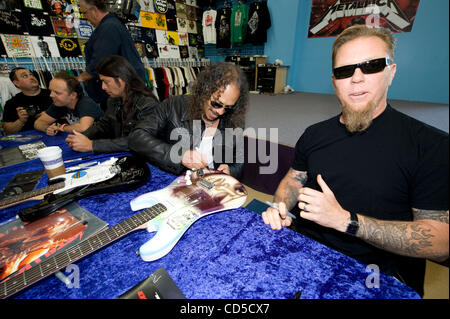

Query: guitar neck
[0,182,65,210]
[0,203,167,299]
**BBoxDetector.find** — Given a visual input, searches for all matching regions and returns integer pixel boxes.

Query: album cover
[29,35,60,57]
[0,140,46,168]
[0,202,108,282]
[0,34,35,58]
[175,2,187,19]
[0,10,26,35]
[51,16,77,37]
[55,36,81,57]
[138,0,154,13]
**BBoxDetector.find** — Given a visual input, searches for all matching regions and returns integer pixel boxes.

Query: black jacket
[82,93,158,154]
[129,95,244,178]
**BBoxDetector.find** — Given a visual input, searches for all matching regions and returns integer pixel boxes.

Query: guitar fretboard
[0,203,167,299]
[0,182,65,209]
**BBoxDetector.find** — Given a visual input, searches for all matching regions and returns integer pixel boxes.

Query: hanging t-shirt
[215,7,231,49]
[202,9,217,44]
[230,3,248,46]
[246,1,271,45]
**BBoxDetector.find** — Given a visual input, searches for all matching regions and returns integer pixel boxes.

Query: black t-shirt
[2,89,53,132]
[215,7,231,49]
[291,105,449,296]
[45,95,103,124]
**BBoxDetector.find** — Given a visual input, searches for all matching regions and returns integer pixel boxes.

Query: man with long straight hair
[65,55,158,154]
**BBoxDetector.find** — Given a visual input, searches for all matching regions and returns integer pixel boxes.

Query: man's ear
[12,79,19,88]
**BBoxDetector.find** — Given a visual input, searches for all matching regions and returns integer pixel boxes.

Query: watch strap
[345,211,359,236]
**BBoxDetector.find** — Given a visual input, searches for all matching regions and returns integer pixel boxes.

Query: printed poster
[308,0,420,38]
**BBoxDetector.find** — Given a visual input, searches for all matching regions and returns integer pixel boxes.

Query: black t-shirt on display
[291,105,449,296]
[2,89,53,132]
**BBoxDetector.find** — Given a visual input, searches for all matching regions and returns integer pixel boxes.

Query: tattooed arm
[356,209,449,262]
[262,168,307,230]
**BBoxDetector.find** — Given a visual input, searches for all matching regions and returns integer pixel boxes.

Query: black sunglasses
[333,57,392,79]
[210,100,236,111]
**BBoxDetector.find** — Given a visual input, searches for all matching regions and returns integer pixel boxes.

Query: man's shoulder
[5,92,26,105]
[388,105,448,140]
[304,114,340,134]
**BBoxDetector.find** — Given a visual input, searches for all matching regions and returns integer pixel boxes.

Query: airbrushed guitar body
[130,171,247,261]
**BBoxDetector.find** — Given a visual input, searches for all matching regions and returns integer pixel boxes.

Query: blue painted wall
[281,0,449,104]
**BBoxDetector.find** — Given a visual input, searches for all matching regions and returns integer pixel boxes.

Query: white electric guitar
[0,171,247,299]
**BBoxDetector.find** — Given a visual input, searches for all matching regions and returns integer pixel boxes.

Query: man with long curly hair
[129,62,248,178]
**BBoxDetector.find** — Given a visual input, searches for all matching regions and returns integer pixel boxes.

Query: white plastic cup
[37,146,66,178]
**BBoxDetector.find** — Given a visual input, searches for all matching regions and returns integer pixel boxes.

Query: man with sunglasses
[129,62,248,178]
[262,25,448,297]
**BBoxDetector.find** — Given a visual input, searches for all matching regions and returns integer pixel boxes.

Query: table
[0,131,420,299]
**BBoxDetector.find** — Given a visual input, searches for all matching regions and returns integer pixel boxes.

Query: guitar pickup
[197,179,214,190]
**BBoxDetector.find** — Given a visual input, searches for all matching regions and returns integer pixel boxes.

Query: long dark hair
[188,62,248,128]
[96,55,157,113]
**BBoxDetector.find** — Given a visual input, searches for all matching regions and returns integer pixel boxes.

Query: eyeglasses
[210,100,236,111]
[333,57,392,79]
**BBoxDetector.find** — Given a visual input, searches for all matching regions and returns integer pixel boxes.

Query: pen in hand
[265,201,297,220]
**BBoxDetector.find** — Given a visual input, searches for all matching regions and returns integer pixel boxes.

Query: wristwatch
[345,211,359,236]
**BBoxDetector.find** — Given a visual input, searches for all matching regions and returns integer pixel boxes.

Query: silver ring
[303,204,307,211]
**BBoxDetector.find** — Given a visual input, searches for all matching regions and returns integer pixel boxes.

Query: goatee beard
[341,101,377,133]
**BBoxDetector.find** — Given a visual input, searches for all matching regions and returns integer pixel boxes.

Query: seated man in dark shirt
[34,71,103,136]
[65,55,158,154]
[2,67,52,134]
[261,25,449,297]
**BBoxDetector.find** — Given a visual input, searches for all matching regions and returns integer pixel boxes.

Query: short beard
[341,101,377,133]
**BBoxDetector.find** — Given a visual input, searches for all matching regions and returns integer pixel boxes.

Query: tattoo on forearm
[274,170,308,210]
[358,217,435,257]
[413,208,449,224]
[292,171,308,186]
